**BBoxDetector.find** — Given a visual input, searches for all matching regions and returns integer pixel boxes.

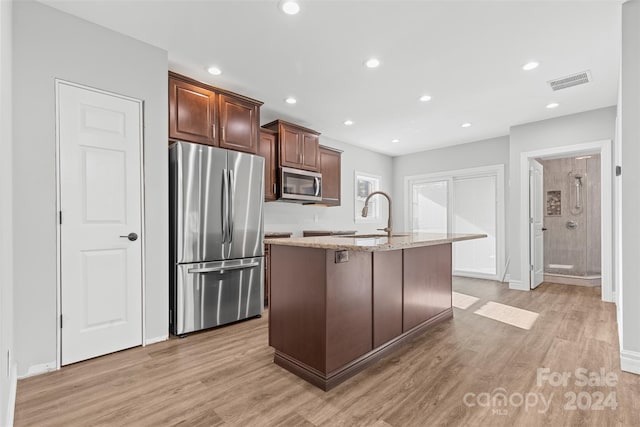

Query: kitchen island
[265,232,486,390]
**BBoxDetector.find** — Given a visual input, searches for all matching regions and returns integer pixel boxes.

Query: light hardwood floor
[14,278,640,426]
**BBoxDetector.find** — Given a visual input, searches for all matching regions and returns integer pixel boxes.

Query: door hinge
[530,265,534,272]
[616,165,622,176]
[59,211,62,225]
[60,314,63,329]
[529,217,533,224]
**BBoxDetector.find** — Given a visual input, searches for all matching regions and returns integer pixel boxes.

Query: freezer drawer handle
[188,261,260,274]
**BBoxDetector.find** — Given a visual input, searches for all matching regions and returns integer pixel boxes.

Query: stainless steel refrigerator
[169,141,264,335]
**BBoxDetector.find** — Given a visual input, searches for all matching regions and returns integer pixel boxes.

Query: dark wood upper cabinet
[319,146,342,206]
[219,93,259,154]
[258,130,277,201]
[169,76,217,146]
[280,126,301,168]
[301,132,320,170]
[262,120,321,172]
[169,72,262,153]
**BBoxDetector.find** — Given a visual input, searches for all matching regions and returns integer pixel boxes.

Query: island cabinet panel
[169,77,217,146]
[218,93,259,154]
[269,245,326,373]
[325,251,373,374]
[373,251,403,347]
[403,244,452,332]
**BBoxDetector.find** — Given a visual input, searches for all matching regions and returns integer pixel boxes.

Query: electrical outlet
[335,250,349,263]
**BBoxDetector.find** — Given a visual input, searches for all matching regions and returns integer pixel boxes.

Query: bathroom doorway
[519,139,613,302]
[538,154,601,287]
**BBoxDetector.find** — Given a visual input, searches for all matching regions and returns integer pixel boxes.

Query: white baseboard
[5,363,16,427]
[508,279,529,291]
[144,335,168,346]
[19,361,56,379]
[620,349,640,375]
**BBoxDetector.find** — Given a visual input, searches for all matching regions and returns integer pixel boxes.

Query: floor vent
[548,71,591,91]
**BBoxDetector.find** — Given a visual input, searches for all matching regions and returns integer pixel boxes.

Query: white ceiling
[38,0,621,156]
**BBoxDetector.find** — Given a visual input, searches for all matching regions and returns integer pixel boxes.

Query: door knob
[542,227,548,231]
[120,232,138,241]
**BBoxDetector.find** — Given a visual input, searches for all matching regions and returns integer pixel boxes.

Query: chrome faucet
[361,191,393,240]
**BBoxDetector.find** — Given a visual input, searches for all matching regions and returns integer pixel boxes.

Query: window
[355,172,381,223]
[405,165,505,280]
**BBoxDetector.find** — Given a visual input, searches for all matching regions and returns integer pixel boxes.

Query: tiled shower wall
[539,155,601,276]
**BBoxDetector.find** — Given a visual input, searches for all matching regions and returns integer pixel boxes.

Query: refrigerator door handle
[188,261,260,274]
[228,169,235,243]
[222,168,229,243]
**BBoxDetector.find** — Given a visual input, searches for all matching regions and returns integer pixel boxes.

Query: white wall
[0,0,15,422]
[392,135,510,232]
[13,1,168,377]
[620,0,640,374]
[264,136,393,236]
[508,107,616,290]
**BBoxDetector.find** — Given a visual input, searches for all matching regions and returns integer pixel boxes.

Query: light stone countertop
[264,232,486,252]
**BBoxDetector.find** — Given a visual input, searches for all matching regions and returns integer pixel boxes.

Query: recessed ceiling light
[391,138,400,143]
[365,58,380,68]
[207,66,222,76]
[285,97,297,105]
[344,120,354,126]
[546,102,559,109]
[280,0,300,15]
[522,61,539,71]
[419,95,432,102]
[461,122,472,128]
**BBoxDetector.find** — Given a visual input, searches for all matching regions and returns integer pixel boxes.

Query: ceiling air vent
[548,71,592,91]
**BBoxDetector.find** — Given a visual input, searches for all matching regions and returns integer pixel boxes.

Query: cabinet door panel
[219,94,258,154]
[373,251,403,347]
[280,127,300,168]
[403,244,452,332]
[319,147,340,205]
[326,251,372,373]
[258,131,277,201]
[302,133,320,171]
[169,78,217,146]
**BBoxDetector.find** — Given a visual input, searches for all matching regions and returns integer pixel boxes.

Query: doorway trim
[54,79,147,370]
[519,139,613,302]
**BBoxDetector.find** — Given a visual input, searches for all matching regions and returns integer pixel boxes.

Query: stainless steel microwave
[280,167,322,202]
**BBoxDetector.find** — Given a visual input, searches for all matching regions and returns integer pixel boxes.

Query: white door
[529,159,544,289]
[58,82,143,365]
